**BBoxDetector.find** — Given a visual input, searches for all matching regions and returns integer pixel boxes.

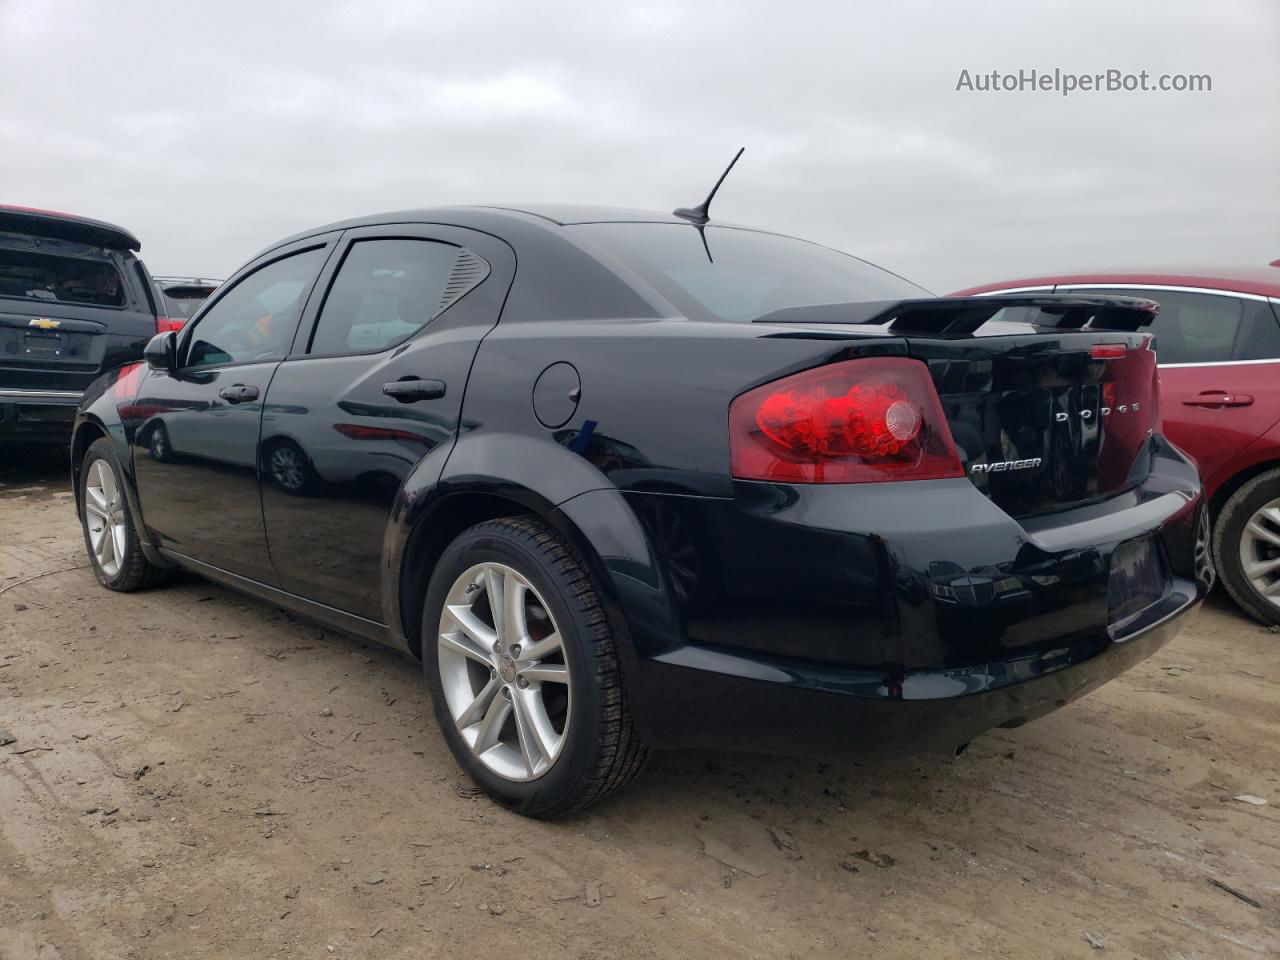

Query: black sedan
[70,203,1211,816]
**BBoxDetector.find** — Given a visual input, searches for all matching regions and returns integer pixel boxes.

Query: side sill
[158,548,408,654]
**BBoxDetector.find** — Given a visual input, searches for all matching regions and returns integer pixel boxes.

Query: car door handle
[382,378,446,403]
[1182,391,1254,408]
[218,384,260,403]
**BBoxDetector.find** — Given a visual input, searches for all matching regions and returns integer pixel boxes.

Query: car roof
[470,204,692,225]
[257,203,751,257]
[952,267,1280,299]
[0,204,141,252]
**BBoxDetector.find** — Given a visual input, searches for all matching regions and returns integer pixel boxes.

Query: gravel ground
[2,452,1278,959]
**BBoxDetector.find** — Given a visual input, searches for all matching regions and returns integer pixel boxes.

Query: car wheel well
[71,421,109,496]
[1210,458,1280,521]
[400,493,536,659]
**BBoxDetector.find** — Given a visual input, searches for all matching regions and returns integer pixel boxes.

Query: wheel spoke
[439,628,493,666]
[88,520,106,554]
[98,520,116,568]
[455,676,501,728]
[473,693,512,753]
[511,687,554,775]
[1246,520,1280,550]
[520,663,568,684]
[86,484,109,515]
[484,566,506,643]
[444,603,497,650]
[84,497,108,521]
[98,462,118,507]
[518,631,562,663]
[1244,556,1280,580]
[111,522,128,568]
[503,572,529,647]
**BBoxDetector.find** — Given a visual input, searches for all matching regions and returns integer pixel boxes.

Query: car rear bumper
[0,389,81,442]
[555,435,1209,757]
[626,585,1194,758]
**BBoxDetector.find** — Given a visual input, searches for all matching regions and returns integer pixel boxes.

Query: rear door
[1060,285,1280,491]
[131,238,336,582]
[260,224,514,620]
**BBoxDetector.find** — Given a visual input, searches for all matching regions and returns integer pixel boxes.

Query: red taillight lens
[1090,343,1128,360]
[156,315,185,333]
[729,357,964,483]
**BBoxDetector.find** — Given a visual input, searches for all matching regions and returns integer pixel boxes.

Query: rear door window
[1069,288,1242,364]
[0,247,125,307]
[307,239,469,355]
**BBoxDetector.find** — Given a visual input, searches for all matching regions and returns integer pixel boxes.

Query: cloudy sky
[1,0,1276,292]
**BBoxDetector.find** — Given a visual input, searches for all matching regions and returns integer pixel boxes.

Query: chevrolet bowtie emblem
[29,318,61,330]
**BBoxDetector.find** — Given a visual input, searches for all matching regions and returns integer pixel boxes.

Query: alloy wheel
[270,446,305,491]
[84,459,128,578]
[437,562,571,782]
[1239,497,1280,609]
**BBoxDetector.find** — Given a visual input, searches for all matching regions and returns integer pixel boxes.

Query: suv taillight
[729,357,964,483]
[156,315,185,333]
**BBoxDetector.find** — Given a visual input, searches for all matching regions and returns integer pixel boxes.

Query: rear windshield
[571,223,930,323]
[160,286,216,319]
[0,247,125,307]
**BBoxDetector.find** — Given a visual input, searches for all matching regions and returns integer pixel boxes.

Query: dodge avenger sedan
[70,202,1212,816]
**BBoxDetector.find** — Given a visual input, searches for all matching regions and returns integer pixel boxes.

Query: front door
[131,240,334,582]
[260,224,514,621]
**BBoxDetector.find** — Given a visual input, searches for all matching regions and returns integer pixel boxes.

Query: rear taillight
[729,357,964,483]
[156,315,185,333]
[1090,344,1128,360]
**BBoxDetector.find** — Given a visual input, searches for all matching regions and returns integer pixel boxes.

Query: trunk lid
[909,330,1160,518]
[750,294,1162,519]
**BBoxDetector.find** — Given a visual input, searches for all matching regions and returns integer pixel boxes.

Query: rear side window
[570,223,930,323]
[160,285,216,319]
[308,239,471,355]
[186,248,325,368]
[1072,288,1242,364]
[0,247,124,307]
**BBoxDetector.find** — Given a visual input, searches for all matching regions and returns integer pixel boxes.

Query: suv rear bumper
[555,435,1208,758]
[0,390,81,443]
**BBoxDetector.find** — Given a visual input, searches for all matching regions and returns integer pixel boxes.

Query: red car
[953,265,1280,625]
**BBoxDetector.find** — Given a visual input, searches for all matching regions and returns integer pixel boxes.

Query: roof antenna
[674,147,745,225]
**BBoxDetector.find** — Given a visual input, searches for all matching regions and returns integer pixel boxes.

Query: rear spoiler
[0,205,141,252]
[752,294,1159,337]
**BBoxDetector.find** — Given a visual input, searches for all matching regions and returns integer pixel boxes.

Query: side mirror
[143,331,176,373]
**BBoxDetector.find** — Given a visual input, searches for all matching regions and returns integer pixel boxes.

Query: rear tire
[79,438,169,592]
[421,517,649,818]
[1214,468,1280,626]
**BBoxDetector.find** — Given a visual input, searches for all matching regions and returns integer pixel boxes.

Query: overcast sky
[1,0,1276,292]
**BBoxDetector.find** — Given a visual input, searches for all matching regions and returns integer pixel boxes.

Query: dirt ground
[2,452,1278,960]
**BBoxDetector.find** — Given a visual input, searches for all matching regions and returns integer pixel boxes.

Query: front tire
[1214,468,1280,626]
[79,438,169,592]
[422,517,648,817]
